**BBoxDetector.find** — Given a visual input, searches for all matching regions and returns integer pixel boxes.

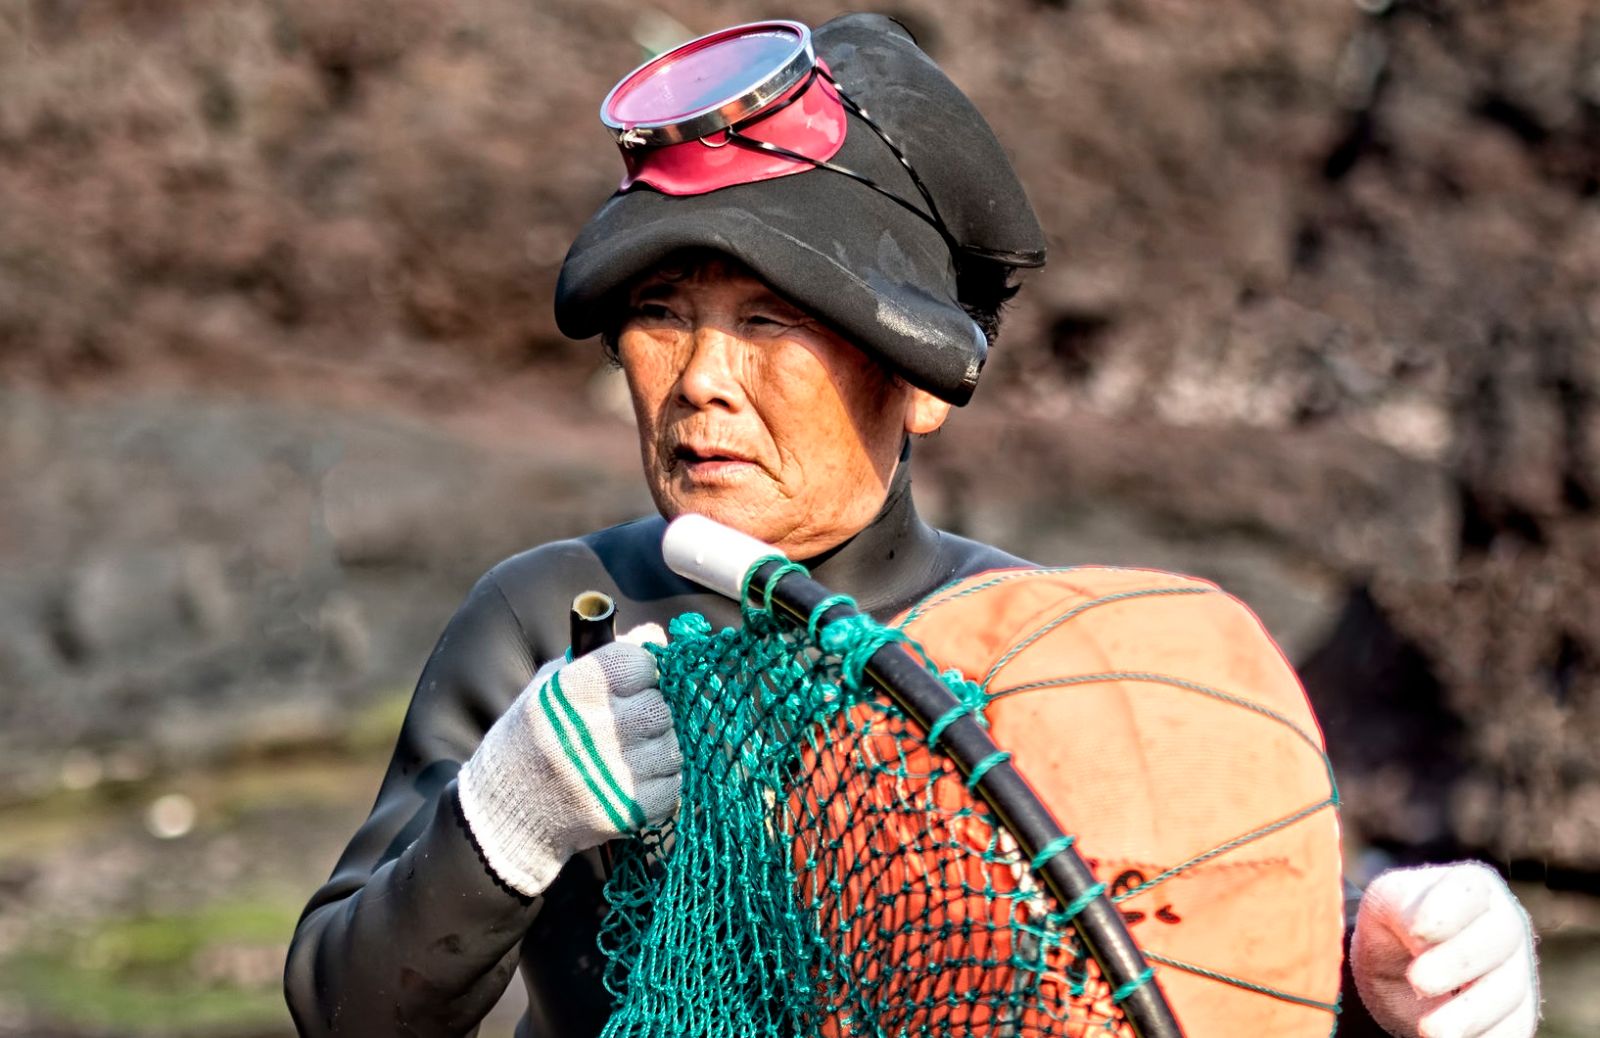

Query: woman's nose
[676,326,744,411]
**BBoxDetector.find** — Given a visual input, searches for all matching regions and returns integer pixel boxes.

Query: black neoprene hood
[555,14,1048,406]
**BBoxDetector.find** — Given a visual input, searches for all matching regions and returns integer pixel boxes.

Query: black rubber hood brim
[556,132,990,403]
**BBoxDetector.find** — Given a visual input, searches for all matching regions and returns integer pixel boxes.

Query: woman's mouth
[672,445,759,481]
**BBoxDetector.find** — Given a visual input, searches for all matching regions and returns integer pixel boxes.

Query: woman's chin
[657,491,785,546]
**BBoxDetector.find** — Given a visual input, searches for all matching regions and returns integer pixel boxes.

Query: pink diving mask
[600,21,849,196]
[598,19,958,253]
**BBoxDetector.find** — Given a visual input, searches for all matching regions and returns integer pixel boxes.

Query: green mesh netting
[596,593,1134,1038]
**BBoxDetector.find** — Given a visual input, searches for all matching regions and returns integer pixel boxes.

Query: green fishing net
[596,591,1134,1038]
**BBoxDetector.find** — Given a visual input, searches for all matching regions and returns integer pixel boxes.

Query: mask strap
[720,69,964,259]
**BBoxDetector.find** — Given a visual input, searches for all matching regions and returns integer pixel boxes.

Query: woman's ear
[904,387,953,436]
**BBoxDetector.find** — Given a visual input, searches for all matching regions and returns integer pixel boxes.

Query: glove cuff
[458,698,568,898]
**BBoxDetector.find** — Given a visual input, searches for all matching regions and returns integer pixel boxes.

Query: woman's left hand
[1351,861,1540,1038]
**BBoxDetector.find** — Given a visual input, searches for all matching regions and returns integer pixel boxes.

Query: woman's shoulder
[477,515,724,638]
[931,527,1033,577]
[484,515,668,592]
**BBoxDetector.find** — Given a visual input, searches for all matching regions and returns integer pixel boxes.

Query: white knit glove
[457,623,681,897]
[1352,862,1540,1038]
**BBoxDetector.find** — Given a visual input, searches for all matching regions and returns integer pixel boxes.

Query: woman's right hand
[456,624,680,897]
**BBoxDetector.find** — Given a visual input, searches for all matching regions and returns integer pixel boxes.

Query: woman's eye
[745,313,788,329]
[633,303,676,322]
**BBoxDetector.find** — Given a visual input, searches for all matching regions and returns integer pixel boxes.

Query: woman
[285,15,1537,1038]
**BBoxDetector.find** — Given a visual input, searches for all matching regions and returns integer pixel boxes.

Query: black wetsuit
[283,469,1026,1037]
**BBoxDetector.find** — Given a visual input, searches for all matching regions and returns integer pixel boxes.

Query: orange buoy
[898,566,1346,1036]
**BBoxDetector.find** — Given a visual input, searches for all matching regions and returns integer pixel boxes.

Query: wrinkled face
[617,256,951,559]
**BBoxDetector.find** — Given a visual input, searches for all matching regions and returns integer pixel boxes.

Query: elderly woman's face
[618,257,951,558]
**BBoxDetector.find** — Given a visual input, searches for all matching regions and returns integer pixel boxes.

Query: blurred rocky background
[1,0,1597,1033]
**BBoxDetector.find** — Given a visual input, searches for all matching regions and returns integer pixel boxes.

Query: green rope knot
[739,554,807,620]
[965,750,1012,790]
[1060,881,1107,923]
[1111,967,1156,1005]
[819,613,909,688]
[667,612,713,640]
[1029,835,1077,871]
[807,594,856,642]
[926,669,990,749]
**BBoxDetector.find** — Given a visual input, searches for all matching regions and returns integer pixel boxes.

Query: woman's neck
[798,456,940,617]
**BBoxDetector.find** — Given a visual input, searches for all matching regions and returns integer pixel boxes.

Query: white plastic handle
[662,514,788,600]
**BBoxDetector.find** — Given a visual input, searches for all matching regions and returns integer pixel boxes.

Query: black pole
[746,560,1185,1038]
[570,590,617,657]
[571,590,619,876]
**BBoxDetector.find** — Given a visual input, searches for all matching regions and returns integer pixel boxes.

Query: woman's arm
[284,570,545,1037]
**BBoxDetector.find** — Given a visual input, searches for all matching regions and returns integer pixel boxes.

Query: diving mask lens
[601,21,817,148]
